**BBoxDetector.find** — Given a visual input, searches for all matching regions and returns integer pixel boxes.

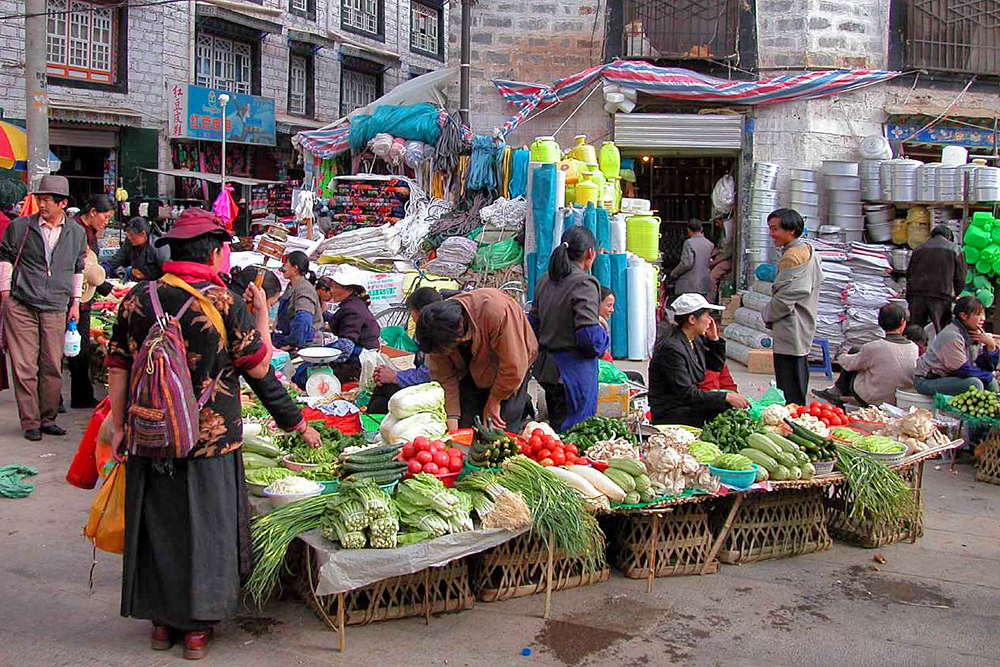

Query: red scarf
[161,261,226,287]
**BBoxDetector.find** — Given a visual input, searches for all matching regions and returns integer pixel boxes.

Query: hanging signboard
[168,82,276,146]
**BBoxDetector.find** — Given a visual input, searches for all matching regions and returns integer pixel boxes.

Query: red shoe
[150,624,174,651]
[183,629,214,660]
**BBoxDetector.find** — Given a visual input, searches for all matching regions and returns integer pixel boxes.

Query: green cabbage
[388,411,448,445]
[388,382,446,419]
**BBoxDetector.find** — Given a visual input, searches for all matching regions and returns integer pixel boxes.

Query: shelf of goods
[472,531,610,602]
[826,460,925,548]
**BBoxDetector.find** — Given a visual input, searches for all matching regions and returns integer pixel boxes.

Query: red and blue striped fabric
[495,60,900,136]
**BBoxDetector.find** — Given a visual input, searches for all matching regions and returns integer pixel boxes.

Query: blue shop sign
[169,82,276,146]
[888,122,996,149]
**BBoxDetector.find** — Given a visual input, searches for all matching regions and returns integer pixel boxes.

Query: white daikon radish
[568,465,626,501]
[548,466,606,503]
[243,422,263,438]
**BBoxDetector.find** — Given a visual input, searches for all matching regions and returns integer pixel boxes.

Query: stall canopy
[494,60,901,138]
[141,167,283,186]
[293,67,458,158]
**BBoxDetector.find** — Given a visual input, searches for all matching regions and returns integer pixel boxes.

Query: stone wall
[756,0,889,69]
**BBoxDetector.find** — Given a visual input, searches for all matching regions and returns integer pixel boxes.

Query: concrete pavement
[1,377,998,667]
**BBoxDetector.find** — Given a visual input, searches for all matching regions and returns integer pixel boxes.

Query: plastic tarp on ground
[299,526,528,596]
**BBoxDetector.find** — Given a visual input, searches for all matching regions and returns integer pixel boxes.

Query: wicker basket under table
[290,541,475,650]
[975,429,1000,486]
[608,502,719,585]
[710,486,832,564]
[471,531,609,604]
[826,461,925,547]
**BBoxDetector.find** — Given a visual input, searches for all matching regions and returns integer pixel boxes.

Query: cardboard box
[746,349,775,375]
[596,383,631,418]
[721,293,742,327]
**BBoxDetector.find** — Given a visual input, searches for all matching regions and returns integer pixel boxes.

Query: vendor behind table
[272,250,323,352]
[306,263,381,384]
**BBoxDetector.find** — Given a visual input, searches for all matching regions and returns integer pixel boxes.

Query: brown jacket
[425,288,538,420]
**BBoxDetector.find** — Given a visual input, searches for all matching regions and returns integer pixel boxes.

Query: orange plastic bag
[83,462,125,554]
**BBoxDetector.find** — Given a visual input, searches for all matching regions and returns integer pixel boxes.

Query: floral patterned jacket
[106,280,267,458]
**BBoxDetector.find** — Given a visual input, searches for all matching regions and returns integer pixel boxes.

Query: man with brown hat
[0,175,87,441]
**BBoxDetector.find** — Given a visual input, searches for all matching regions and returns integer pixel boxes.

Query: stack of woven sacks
[724,287,773,366]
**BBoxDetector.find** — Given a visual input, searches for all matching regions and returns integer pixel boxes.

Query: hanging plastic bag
[747,386,787,421]
[598,360,629,384]
[65,398,112,490]
[84,462,126,555]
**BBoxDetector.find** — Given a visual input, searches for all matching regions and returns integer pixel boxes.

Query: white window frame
[195,33,252,95]
[340,68,379,117]
[290,0,308,14]
[410,2,440,56]
[46,0,116,83]
[289,54,308,116]
[342,0,379,35]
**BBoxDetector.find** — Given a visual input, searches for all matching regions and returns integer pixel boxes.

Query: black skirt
[121,451,251,631]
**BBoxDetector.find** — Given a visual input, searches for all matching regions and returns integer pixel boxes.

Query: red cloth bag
[66,398,112,490]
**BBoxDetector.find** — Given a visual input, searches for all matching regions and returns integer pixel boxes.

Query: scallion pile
[835,444,918,524]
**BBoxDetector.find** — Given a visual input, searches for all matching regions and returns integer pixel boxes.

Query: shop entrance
[52,144,114,204]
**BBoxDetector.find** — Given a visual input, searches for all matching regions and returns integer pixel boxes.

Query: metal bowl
[830,214,865,230]
[789,191,819,206]
[297,347,343,363]
[790,168,817,180]
[790,179,819,193]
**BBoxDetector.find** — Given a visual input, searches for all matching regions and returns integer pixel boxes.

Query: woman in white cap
[648,293,750,426]
[313,264,380,383]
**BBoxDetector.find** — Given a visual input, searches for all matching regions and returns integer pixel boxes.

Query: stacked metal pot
[746,162,780,276]
[788,168,820,234]
[823,160,863,243]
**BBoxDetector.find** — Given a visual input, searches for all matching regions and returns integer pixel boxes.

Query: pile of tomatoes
[788,401,849,427]
[400,437,465,477]
[521,429,588,467]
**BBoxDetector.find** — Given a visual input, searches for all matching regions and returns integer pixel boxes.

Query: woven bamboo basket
[712,487,832,564]
[472,531,609,602]
[975,429,1000,486]
[826,463,924,548]
[608,504,719,578]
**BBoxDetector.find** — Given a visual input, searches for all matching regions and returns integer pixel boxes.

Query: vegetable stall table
[290,526,526,650]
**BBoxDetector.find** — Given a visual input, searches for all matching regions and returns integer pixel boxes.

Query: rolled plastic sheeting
[551,206,565,252]
[724,323,772,349]
[726,339,752,365]
[594,252,611,288]
[533,164,557,284]
[555,168,567,209]
[610,214,627,254]
[734,307,768,332]
[596,207,611,251]
[752,279,772,296]
[524,162,543,257]
[740,290,772,313]
[584,202,598,241]
[644,261,657,359]
[610,253,628,358]
[526,252,537,302]
[627,256,648,360]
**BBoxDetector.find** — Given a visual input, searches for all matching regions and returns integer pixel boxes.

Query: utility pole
[459,0,471,127]
[25,0,50,189]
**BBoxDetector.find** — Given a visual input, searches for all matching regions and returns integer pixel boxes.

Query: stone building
[0,0,449,201]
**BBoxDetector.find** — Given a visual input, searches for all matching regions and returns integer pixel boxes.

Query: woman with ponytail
[272,250,323,351]
[529,226,609,430]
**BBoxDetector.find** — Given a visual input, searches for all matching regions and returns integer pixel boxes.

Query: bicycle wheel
[374,306,411,330]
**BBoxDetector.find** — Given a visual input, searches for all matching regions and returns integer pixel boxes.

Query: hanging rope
[508,148,530,198]
[434,112,463,173]
[466,135,502,194]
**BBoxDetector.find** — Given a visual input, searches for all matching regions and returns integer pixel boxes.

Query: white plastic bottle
[64,319,81,358]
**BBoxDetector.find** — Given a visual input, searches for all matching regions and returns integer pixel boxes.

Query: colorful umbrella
[0,121,62,172]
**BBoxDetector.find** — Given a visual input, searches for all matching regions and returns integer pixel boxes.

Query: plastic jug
[575,179,600,206]
[64,319,81,358]
[599,141,621,180]
[530,136,560,163]
[568,135,597,165]
[557,159,581,184]
[626,214,661,262]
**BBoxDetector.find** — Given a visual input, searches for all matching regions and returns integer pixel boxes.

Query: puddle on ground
[768,602,832,631]
[840,565,954,608]
[235,615,283,637]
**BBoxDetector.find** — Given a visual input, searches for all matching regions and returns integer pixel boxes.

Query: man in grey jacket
[0,176,86,441]
[670,218,715,298]
[762,208,824,405]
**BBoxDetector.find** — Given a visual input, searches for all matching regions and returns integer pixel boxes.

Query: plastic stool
[809,338,833,380]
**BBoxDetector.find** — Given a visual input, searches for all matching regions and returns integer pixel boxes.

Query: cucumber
[739,448,779,473]
[789,465,803,480]
[747,433,783,459]
[786,433,817,452]
[755,466,769,483]
[343,461,408,474]
[603,468,637,494]
[243,435,281,459]
[771,464,791,481]
[632,474,651,493]
[766,432,806,454]
[341,443,402,460]
[800,462,816,479]
[623,492,641,504]
[786,421,826,445]
[639,487,656,502]
[344,450,399,465]
[793,449,810,465]
[608,458,647,476]
[242,451,277,469]
[342,470,404,484]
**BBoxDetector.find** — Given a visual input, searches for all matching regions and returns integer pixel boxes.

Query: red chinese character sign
[168,82,276,146]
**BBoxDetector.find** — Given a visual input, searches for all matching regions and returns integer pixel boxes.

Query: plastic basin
[708,464,760,489]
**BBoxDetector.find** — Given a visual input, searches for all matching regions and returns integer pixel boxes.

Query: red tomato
[820,417,830,426]
[401,444,416,460]
[565,454,577,465]
[542,434,557,449]
[539,458,554,467]
[529,435,543,449]
[431,440,447,452]
[810,406,823,417]
[532,428,545,439]
[407,460,423,474]
[416,451,433,464]
[838,415,849,426]
[422,462,439,474]
[565,444,579,456]
[413,436,430,449]
[448,447,464,458]
[520,443,532,456]
[810,401,822,409]
[538,448,552,461]
[448,458,463,473]
[432,451,450,467]
[551,450,566,466]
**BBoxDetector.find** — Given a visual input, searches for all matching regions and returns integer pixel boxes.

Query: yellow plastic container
[626,214,661,261]
[575,179,600,206]
[558,159,582,184]
[599,141,621,180]
[530,136,560,163]
[891,218,909,245]
[567,135,597,165]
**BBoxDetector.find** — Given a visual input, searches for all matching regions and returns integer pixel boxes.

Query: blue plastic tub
[708,464,760,490]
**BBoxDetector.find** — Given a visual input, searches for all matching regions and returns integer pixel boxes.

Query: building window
[342,0,382,37]
[195,33,253,94]
[340,67,380,117]
[618,0,740,61]
[902,0,1000,77]
[288,53,312,116]
[410,2,441,56]
[289,0,316,21]
[46,0,118,84]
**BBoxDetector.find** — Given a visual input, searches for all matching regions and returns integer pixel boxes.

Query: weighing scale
[297,347,343,398]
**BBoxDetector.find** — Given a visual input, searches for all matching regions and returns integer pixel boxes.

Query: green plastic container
[966,225,991,249]
[965,245,981,264]
[318,479,340,495]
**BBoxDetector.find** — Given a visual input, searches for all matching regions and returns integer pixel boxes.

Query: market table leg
[646,514,659,594]
[424,569,431,625]
[304,546,347,651]
[702,495,742,575]
[337,593,345,652]
[544,533,554,619]
[912,461,925,544]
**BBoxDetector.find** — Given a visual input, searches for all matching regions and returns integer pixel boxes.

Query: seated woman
[272,251,323,352]
[914,296,999,396]
[316,264,381,384]
[599,287,615,362]
[648,293,750,426]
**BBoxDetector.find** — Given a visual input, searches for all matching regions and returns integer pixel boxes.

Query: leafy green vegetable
[245,467,294,485]
[561,417,637,453]
[702,409,765,454]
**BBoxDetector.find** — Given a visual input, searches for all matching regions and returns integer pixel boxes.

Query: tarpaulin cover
[583,202,598,241]
[349,103,442,154]
[532,164,557,285]
[610,253,628,358]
